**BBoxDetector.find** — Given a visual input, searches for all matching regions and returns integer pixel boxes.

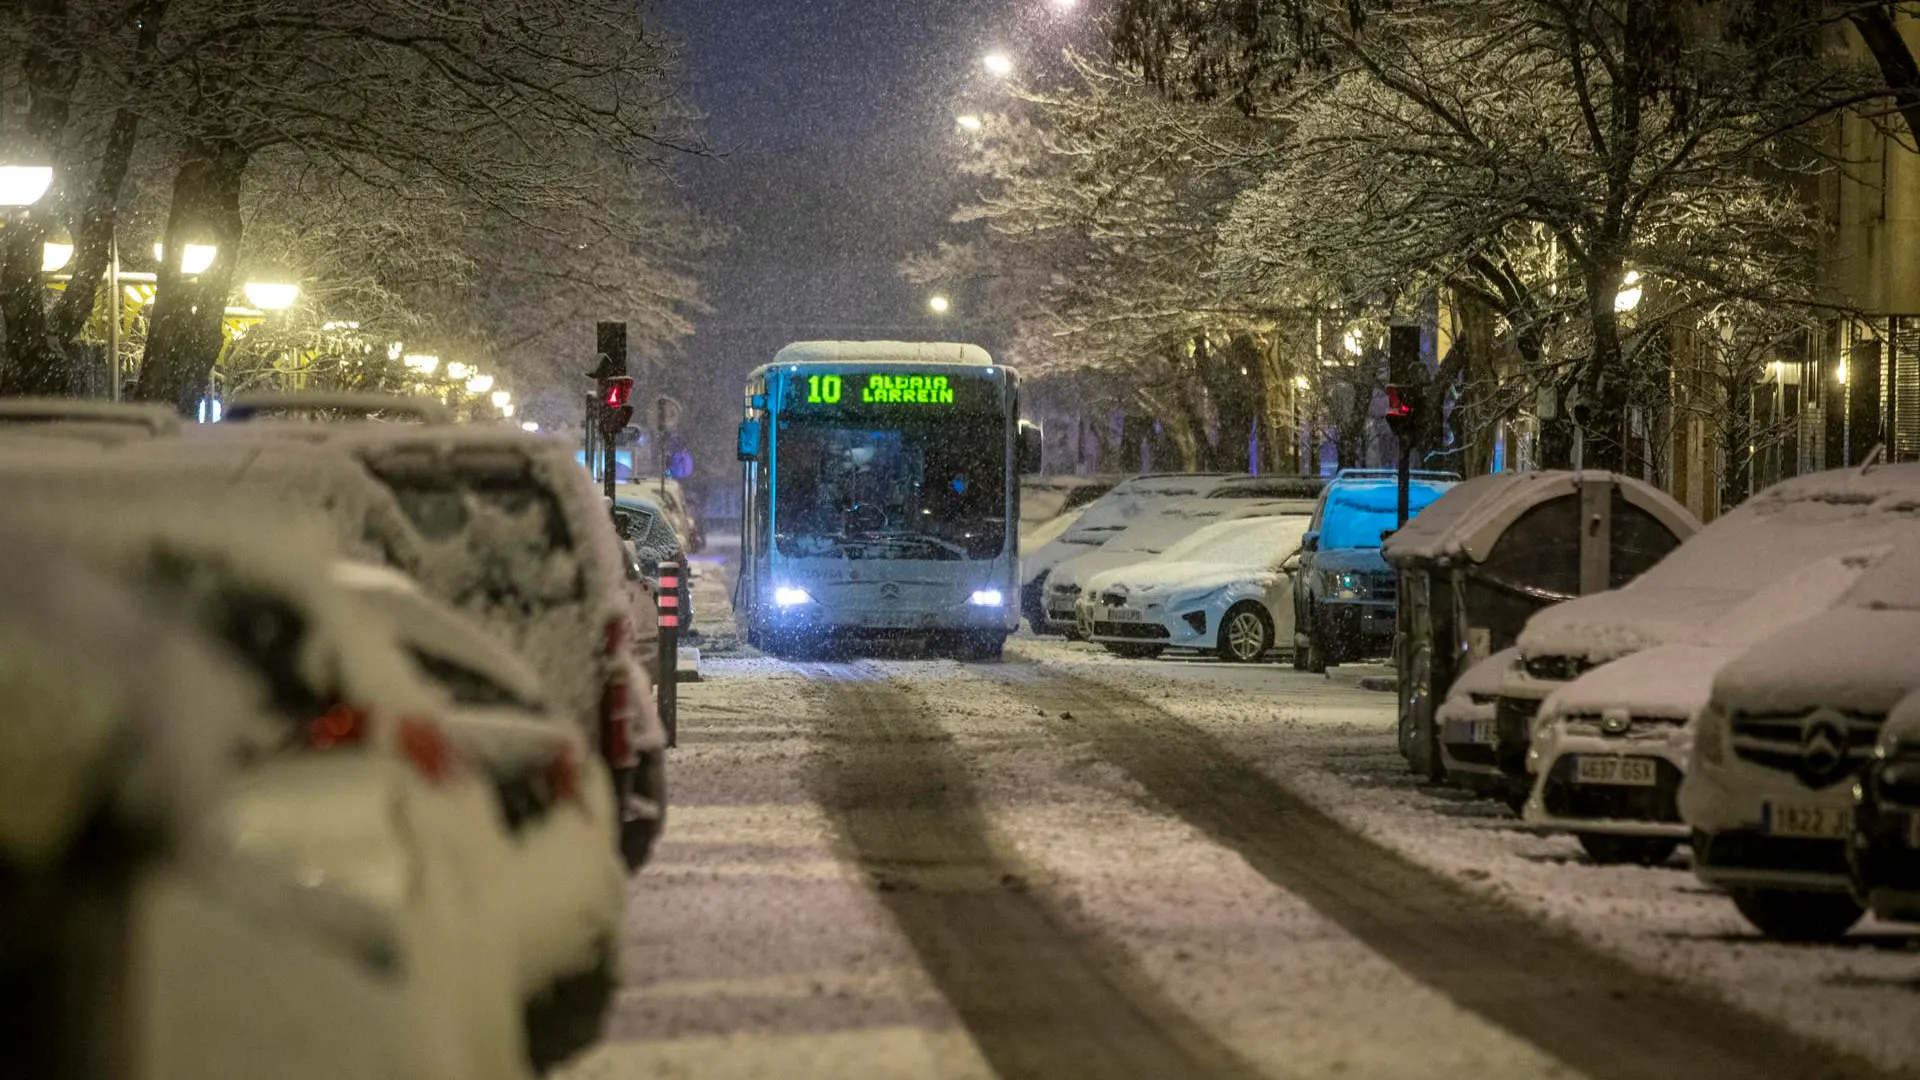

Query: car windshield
[1321,482,1449,550]
[774,415,1006,560]
[1159,515,1311,566]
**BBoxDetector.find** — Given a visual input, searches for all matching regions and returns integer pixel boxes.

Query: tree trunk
[0,222,69,395]
[1852,8,1920,149]
[133,142,249,415]
[1582,264,1630,472]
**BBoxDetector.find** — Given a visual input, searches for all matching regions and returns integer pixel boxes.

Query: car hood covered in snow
[1544,644,1736,721]
[1446,646,1521,704]
[1083,560,1279,600]
[1714,606,1920,716]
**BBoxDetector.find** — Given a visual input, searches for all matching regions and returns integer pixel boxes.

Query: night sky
[652,0,1095,479]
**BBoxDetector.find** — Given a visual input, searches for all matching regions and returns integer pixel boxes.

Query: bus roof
[768,340,995,369]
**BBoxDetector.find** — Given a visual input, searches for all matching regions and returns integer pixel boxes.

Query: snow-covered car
[1499,462,1920,808]
[1525,550,1888,865]
[1075,514,1312,661]
[1043,496,1316,635]
[1850,688,1920,925]
[1020,473,1232,632]
[1020,473,1118,534]
[616,478,703,553]
[1436,646,1521,797]
[0,396,184,437]
[1683,539,1920,941]
[13,505,620,1077]
[0,536,416,1080]
[614,491,694,633]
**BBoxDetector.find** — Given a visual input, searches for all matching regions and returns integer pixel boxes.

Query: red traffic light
[1384,384,1414,420]
[603,376,634,409]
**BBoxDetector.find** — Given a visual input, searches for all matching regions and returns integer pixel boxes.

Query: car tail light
[307,703,370,750]
[601,672,637,769]
[546,745,584,811]
[397,717,455,783]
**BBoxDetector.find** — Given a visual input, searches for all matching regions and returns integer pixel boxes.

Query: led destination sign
[789,371,998,412]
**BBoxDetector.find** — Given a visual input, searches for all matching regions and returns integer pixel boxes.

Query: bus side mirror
[736,421,762,462]
[1017,421,1043,476]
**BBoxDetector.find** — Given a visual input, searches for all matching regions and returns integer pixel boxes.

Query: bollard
[657,560,681,748]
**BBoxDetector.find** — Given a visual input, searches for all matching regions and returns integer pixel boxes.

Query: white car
[1021,473,1234,631]
[1076,515,1312,661]
[1497,462,1920,799]
[1682,540,1920,941]
[16,503,624,1077]
[1525,549,1889,865]
[1435,646,1521,796]
[1043,496,1315,634]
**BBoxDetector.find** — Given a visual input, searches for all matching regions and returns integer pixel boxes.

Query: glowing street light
[501,403,516,418]
[490,389,511,409]
[404,353,440,376]
[928,294,952,315]
[153,242,218,275]
[1614,269,1643,313]
[956,114,983,131]
[465,373,495,394]
[520,420,539,433]
[447,361,471,380]
[243,280,300,311]
[40,232,73,273]
[0,163,54,208]
[983,51,1013,77]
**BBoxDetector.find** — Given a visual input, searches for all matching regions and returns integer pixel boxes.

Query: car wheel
[1216,602,1273,663]
[1730,888,1865,942]
[618,750,667,872]
[524,948,616,1074]
[1103,642,1166,660]
[1576,833,1679,866]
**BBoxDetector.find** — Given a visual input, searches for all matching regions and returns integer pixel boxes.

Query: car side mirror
[1301,531,1320,553]
[736,420,762,462]
[1017,421,1044,476]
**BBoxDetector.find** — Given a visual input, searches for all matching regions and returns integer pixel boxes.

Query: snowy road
[562,560,1920,1080]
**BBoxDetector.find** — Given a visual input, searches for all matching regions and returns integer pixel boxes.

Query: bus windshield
[775,415,1006,560]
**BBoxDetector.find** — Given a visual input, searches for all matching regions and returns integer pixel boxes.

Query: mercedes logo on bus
[1798,712,1851,788]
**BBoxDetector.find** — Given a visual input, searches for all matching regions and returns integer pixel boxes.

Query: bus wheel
[953,632,1005,663]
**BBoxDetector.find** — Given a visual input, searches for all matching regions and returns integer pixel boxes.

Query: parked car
[1042,497,1315,635]
[1851,687,1920,926]
[616,478,703,554]
[1076,513,1313,661]
[1683,537,1920,941]
[9,505,620,1077]
[1435,646,1522,797]
[1291,468,1457,671]
[0,396,184,436]
[1525,550,1887,865]
[614,491,694,633]
[1020,473,1232,633]
[1500,463,1920,823]
[0,537,414,1080]
[1019,473,1119,534]
[1206,474,1327,500]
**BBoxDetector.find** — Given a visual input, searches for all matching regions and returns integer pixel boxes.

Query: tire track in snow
[979,663,1912,1080]
[802,661,1267,1080]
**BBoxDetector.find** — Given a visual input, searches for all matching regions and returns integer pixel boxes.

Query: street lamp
[928,294,952,315]
[501,403,516,419]
[490,389,511,409]
[956,114,983,131]
[520,420,540,433]
[466,373,495,394]
[154,241,218,276]
[41,230,73,273]
[1614,269,1643,313]
[403,354,440,376]
[447,361,471,380]
[0,163,54,208]
[243,280,299,311]
[983,51,1013,76]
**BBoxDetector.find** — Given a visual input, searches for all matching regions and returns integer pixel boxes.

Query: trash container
[1381,471,1700,788]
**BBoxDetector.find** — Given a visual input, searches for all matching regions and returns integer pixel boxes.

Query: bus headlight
[774,586,814,608]
[969,589,1004,607]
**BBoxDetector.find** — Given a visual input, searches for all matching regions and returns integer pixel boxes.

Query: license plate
[1107,608,1142,623]
[1444,719,1496,745]
[1762,800,1851,840]
[1574,756,1657,786]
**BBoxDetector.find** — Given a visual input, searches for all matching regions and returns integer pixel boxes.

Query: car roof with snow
[1092,496,1315,555]
[1383,470,1697,565]
[1083,515,1312,594]
[0,398,184,435]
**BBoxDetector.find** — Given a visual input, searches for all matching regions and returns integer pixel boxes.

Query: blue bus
[733,341,1040,660]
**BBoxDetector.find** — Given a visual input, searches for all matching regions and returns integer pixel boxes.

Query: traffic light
[603,376,634,410]
[1385,325,1421,442]
[1384,384,1416,437]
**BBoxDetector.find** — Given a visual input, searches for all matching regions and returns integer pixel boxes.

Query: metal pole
[657,559,680,748]
[1397,441,1411,529]
[106,230,120,401]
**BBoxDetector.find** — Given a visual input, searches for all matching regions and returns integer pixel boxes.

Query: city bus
[733,341,1040,660]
